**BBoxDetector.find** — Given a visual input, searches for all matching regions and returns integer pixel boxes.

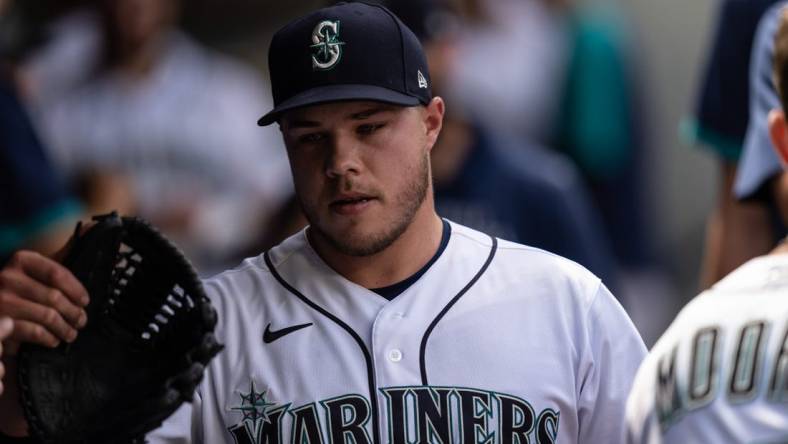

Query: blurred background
[0,0,751,346]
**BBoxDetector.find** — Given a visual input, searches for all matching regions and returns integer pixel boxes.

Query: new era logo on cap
[258,2,433,126]
[417,70,428,89]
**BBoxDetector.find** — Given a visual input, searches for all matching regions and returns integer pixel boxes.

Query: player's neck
[771,237,788,255]
[311,202,444,290]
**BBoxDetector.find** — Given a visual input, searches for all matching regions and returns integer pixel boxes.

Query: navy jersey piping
[264,251,382,444]
[419,236,498,385]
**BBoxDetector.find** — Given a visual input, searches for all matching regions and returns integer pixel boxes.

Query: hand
[0,317,12,395]
[0,248,89,436]
[0,250,89,353]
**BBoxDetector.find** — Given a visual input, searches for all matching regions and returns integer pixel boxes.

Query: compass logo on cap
[310,20,345,71]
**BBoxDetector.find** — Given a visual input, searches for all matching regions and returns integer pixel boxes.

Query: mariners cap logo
[311,20,345,71]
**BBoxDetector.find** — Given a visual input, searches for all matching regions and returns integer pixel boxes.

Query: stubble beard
[303,153,431,257]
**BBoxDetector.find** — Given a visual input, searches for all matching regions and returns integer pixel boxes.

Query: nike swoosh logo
[263,322,313,344]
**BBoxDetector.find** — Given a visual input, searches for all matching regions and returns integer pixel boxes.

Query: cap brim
[257,84,423,126]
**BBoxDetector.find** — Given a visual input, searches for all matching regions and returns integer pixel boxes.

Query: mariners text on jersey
[149,222,646,444]
[222,383,561,444]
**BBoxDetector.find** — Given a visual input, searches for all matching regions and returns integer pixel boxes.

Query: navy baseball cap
[735,1,786,201]
[257,2,433,126]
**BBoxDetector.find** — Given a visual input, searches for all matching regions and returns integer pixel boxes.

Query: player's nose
[324,133,362,178]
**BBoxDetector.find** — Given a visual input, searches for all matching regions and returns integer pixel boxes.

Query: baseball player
[625,4,788,443]
[0,3,646,443]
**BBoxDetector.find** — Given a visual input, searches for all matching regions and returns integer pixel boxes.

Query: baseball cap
[735,2,786,202]
[257,2,433,126]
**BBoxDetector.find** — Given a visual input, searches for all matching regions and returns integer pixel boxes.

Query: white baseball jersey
[626,253,788,443]
[150,221,646,443]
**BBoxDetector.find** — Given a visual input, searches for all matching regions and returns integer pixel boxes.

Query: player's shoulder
[201,229,308,305]
[449,220,603,300]
[643,256,782,351]
[666,253,788,331]
[453,221,598,277]
[201,256,266,296]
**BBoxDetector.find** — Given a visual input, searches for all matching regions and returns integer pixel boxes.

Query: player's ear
[423,97,445,152]
[768,108,788,166]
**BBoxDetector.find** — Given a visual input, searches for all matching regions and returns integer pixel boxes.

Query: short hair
[774,7,788,110]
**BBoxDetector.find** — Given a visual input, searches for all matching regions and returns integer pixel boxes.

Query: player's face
[280,99,443,256]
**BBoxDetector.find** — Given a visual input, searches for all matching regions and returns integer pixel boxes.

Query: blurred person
[0,0,84,264]
[0,77,84,263]
[687,0,781,289]
[386,0,618,289]
[544,0,678,346]
[550,0,654,272]
[447,0,655,277]
[27,0,292,273]
[625,5,788,442]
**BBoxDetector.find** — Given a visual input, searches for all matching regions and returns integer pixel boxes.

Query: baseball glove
[17,212,223,444]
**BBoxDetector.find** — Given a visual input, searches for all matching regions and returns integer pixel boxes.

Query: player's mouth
[330,194,377,215]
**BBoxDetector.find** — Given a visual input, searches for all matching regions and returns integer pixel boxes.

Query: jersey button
[388,349,403,362]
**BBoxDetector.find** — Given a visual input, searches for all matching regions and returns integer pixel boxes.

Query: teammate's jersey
[150,221,646,443]
[626,253,788,443]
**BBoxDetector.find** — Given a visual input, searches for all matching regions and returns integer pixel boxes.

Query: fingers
[7,319,60,350]
[0,316,12,340]
[7,250,89,307]
[0,269,86,329]
[0,317,11,395]
[0,249,89,354]
[0,253,87,347]
[0,293,77,346]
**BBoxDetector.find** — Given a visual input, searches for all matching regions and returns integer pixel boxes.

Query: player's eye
[357,123,385,135]
[298,132,327,144]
